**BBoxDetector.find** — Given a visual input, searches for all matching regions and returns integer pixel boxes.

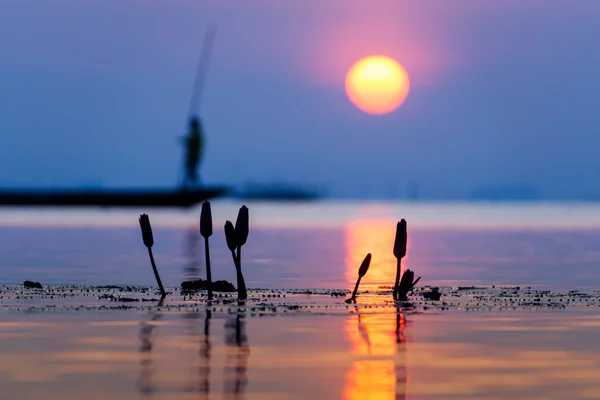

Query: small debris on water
[23,281,43,289]
[181,279,235,292]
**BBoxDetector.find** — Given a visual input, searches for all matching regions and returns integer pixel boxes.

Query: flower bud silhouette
[393,219,408,300]
[393,219,407,259]
[224,221,237,252]
[200,201,214,299]
[346,253,372,303]
[200,201,213,238]
[225,206,249,301]
[397,269,421,301]
[138,214,166,298]
[358,253,372,278]
[234,205,249,247]
[139,214,154,248]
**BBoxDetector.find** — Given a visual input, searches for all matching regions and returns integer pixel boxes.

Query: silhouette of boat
[232,183,321,201]
[0,186,229,208]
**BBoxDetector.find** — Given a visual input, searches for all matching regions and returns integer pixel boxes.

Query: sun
[345,55,410,115]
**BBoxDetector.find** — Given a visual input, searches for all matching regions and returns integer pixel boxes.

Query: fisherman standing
[183,116,204,187]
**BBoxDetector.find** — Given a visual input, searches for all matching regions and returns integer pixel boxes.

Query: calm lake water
[1,200,600,290]
[3,307,600,400]
[3,201,600,399]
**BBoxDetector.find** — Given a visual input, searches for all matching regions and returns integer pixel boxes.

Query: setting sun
[345,55,410,115]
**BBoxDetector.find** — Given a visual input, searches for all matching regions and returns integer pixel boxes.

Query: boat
[0,186,229,208]
[232,183,322,201]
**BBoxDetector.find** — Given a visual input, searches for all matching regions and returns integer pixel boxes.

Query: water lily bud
[139,214,154,248]
[358,253,372,278]
[200,201,213,238]
[224,221,237,251]
[234,205,249,246]
[393,219,407,259]
[402,269,414,289]
[397,269,415,300]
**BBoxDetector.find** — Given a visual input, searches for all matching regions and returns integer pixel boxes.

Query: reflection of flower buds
[200,201,213,238]
[235,205,249,247]
[358,253,372,278]
[393,219,407,259]
[225,221,237,252]
[139,214,154,248]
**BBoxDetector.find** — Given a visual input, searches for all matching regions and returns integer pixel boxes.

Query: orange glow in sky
[345,56,410,115]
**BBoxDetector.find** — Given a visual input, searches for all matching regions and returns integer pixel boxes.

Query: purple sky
[1,0,600,199]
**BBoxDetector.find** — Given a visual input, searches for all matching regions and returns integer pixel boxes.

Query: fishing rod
[188,24,218,117]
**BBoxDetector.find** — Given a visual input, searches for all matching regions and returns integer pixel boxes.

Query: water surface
[3,201,600,399]
[1,201,600,290]
[2,308,600,399]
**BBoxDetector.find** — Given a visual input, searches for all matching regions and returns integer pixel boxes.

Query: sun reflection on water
[344,220,412,292]
[343,307,409,400]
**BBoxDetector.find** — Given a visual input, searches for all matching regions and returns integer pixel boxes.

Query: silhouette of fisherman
[183,116,204,187]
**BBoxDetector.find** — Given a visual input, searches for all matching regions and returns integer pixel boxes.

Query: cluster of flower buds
[139,203,250,301]
[141,204,419,304]
[224,205,249,300]
[347,218,421,303]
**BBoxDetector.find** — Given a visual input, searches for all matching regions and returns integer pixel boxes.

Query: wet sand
[2,287,600,399]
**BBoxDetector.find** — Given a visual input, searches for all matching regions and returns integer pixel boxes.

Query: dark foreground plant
[393,219,407,300]
[224,205,249,300]
[422,287,441,301]
[396,269,421,302]
[234,206,249,300]
[345,253,372,303]
[139,214,166,298]
[200,201,213,300]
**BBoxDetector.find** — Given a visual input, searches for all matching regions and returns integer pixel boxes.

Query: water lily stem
[393,258,401,300]
[231,247,247,300]
[351,276,362,301]
[204,237,213,300]
[147,247,166,298]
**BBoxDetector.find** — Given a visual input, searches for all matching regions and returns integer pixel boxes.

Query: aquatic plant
[181,279,235,292]
[23,280,43,289]
[139,214,166,298]
[235,205,249,247]
[225,221,237,252]
[393,219,407,300]
[396,269,421,302]
[234,206,249,300]
[224,205,249,300]
[345,253,372,303]
[224,219,247,299]
[422,287,441,301]
[200,201,214,300]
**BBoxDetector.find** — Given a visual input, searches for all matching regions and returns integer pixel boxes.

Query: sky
[1,0,600,200]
